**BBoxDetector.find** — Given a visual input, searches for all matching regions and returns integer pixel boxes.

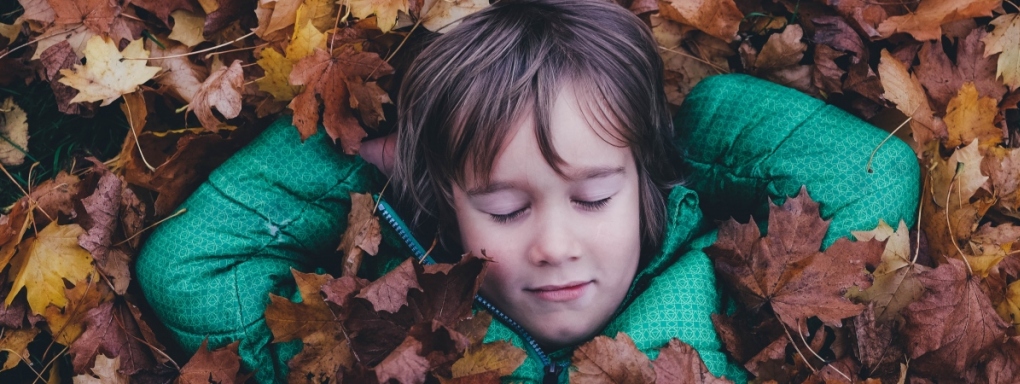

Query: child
[137,0,919,382]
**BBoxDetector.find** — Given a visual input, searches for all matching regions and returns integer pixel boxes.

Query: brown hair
[392,0,680,253]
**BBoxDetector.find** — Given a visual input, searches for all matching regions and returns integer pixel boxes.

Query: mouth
[526,281,592,302]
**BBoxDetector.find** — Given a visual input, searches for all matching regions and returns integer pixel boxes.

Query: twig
[0,24,87,61]
[867,115,912,173]
[0,162,52,222]
[8,349,45,383]
[125,31,256,61]
[943,175,973,276]
[113,208,187,247]
[777,314,818,373]
[797,322,852,382]
[912,175,925,264]
[123,96,157,172]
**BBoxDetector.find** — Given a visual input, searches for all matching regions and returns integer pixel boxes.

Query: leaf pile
[1,0,1020,382]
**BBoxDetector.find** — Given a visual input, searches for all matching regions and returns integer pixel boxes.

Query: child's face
[452,87,642,349]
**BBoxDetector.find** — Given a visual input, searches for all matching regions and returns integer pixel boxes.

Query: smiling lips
[527,281,592,302]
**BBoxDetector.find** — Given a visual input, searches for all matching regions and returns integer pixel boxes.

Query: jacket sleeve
[675,74,920,247]
[135,116,385,383]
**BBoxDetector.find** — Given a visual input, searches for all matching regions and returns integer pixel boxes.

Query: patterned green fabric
[135,74,920,383]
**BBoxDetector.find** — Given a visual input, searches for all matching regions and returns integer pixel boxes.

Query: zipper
[375,195,566,380]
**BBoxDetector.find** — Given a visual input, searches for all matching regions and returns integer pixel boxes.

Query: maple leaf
[653,338,733,384]
[68,301,155,375]
[707,188,884,330]
[18,0,56,25]
[944,82,1003,150]
[167,10,207,47]
[254,0,302,38]
[288,46,394,154]
[188,59,243,131]
[420,0,489,33]
[256,20,327,101]
[40,40,98,116]
[921,140,992,263]
[349,0,407,33]
[902,258,1008,379]
[75,160,133,294]
[570,332,655,384]
[850,220,929,322]
[0,201,31,274]
[877,0,999,41]
[338,192,382,276]
[374,337,431,384]
[42,275,114,346]
[878,49,947,147]
[73,354,129,384]
[915,29,1005,113]
[850,304,898,372]
[177,339,248,384]
[50,0,121,35]
[983,13,1020,91]
[982,146,1020,219]
[130,0,199,26]
[659,0,743,42]
[0,96,28,166]
[32,23,95,62]
[28,171,81,228]
[58,36,162,107]
[147,40,209,104]
[5,223,97,315]
[0,328,40,371]
[981,336,1020,383]
[449,341,526,379]
[653,15,732,107]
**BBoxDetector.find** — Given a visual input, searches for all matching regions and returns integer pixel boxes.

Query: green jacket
[136,74,919,383]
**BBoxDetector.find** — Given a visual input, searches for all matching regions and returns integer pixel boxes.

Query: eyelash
[489,197,613,224]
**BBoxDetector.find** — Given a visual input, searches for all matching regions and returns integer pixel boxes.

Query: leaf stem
[125,31,256,61]
[0,24,87,61]
[867,115,912,173]
[777,313,818,373]
[122,96,157,172]
[943,174,973,276]
[113,208,187,247]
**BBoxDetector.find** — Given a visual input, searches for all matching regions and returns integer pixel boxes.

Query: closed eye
[490,206,529,224]
[573,196,612,211]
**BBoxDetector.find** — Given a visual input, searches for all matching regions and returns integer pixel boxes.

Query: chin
[534,322,601,350]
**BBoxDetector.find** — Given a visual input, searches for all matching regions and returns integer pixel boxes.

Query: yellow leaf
[878,49,946,146]
[256,20,326,101]
[5,223,97,315]
[72,355,128,384]
[349,0,408,33]
[420,0,489,33]
[167,10,207,47]
[849,220,926,322]
[0,19,22,43]
[0,96,29,166]
[998,280,1020,332]
[451,341,527,378]
[932,139,988,206]
[297,0,340,33]
[944,82,1002,150]
[58,36,162,106]
[0,328,40,371]
[983,13,1020,91]
[31,23,94,61]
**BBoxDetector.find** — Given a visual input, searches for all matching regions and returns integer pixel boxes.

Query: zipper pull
[542,363,562,384]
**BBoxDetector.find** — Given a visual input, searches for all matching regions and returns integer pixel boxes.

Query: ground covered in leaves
[1,0,1020,382]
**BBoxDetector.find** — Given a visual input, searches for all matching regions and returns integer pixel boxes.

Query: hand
[360,133,397,176]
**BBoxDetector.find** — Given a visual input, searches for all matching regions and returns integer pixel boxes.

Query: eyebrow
[466,166,626,196]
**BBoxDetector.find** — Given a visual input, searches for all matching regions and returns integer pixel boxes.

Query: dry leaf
[652,338,732,383]
[0,97,29,166]
[256,20,327,101]
[570,333,655,384]
[349,0,407,33]
[68,301,155,376]
[338,192,382,276]
[58,36,162,106]
[944,82,1002,149]
[72,354,128,384]
[450,341,526,379]
[659,0,743,42]
[42,275,114,346]
[0,328,41,371]
[189,59,243,131]
[878,49,946,146]
[167,10,207,47]
[147,40,209,104]
[877,0,999,41]
[997,280,1020,333]
[49,0,121,35]
[983,13,1020,91]
[420,0,489,33]
[177,339,247,384]
[850,220,928,322]
[5,223,97,315]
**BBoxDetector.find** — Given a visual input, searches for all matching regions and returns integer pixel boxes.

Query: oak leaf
[569,332,655,384]
[653,338,733,384]
[288,46,394,154]
[877,0,999,41]
[420,0,489,33]
[0,328,40,371]
[72,354,128,384]
[901,258,1008,379]
[0,96,29,166]
[659,0,743,42]
[984,13,1020,91]
[5,222,97,315]
[878,49,946,146]
[349,0,407,33]
[850,220,928,322]
[167,10,207,47]
[177,339,247,384]
[58,36,162,106]
[708,188,883,330]
[944,82,1002,149]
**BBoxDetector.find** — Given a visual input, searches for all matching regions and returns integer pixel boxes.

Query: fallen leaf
[147,40,209,104]
[338,193,382,276]
[49,0,121,35]
[31,23,94,61]
[915,29,1006,113]
[0,96,29,166]
[167,10,207,47]
[40,40,98,116]
[754,25,806,70]
[659,0,743,42]
[877,0,1000,41]
[356,259,422,313]
[654,15,732,107]
[708,188,884,330]
[902,258,1008,379]
[188,59,243,131]
[420,0,489,33]
[254,0,302,38]
[997,280,1020,332]
[450,341,526,379]
[28,171,81,228]
[850,304,898,371]
[944,82,1002,149]
[202,0,252,35]
[288,46,394,154]
[982,336,1020,383]
[982,146,1020,218]
[297,0,341,32]
[0,328,41,371]
[177,339,247,384]
[68,301,155,375]
[850,220,928,322]
[58,36,162,107]
[349,0,407,33]
[374,337,430,384]
[72,354,128,384]
[983,13,1020,91]
[42,275,114,346]
[5,223,97,315]
[18,0,56,25]
[812,16,865,59]
[130,0,199,26]
[653,338,733,383]
[878,49,947,146]
[256,19,327,101]
[570,332,655,384]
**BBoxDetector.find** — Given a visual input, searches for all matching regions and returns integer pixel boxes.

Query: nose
[527,208,582,266]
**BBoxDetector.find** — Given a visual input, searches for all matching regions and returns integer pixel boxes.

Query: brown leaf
[28,171,81,228]
[147,40,209,104]
[803,357,859,384]
[708,187,883,329]
[42,274,114,346]
[982,146,1020,218]
[915,29,1006,113]
[74,354,129,384]
[878,49,947,146]
[253,0,301,38]
[653,338,733,383]
[130,0,198,26]
[0,327,40,371]
[338,193,382,276]
[49,0,121,35]
[850,304,899,370]
[68,301,155,375]
[177,339,247,384]
[944,83,1003,150]
[876,0,999,41]
[453,312,492,348]
[18,0,56,24]
[754,25,806,70]
[659,0,743,42]
[569,332,655,384]
[356,258,421,313]
[449,340,526,379]
[75,160,133,294]
[374,337,430,384]
[901,258,1009,379]
[850,220,929,322]
[655,15,732,107]
[812,16,865,59]
[743,335,788,376]
[982,336,1020,383]
[289,46,394,154]
[189,60,243,132]
[202,0,252,35]
[39,41,97,116]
